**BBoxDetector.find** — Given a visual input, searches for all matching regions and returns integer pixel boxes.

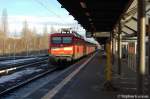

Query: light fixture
[90,22,93,25]
[85,12,90,16]
[80,2,87,8]
[89,18,92,21]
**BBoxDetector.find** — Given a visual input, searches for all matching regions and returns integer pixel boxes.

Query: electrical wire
[34,0,83,31]
[34,0,66,24]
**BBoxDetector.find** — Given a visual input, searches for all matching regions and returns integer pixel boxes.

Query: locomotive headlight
[63,47,73,50]
[52,48,60,51]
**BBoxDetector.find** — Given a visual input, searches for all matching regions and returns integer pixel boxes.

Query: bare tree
[50,26,57,33]
[0,8,8,56]
[1,8,8,36]
[21,20,35,56]
[42,25,49,51]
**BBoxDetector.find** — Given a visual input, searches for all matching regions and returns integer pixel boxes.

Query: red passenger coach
[48,31,97,65]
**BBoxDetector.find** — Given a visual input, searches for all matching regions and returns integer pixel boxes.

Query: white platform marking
[42,52,97,99]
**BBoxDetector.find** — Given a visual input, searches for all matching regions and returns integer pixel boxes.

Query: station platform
[24,51,150,99]
[51,51,113,99]
[49,51,149,99]
[41,51,142,99]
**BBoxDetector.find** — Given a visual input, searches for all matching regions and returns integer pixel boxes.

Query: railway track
[0,54,94,97]
[0,54,48,61]
[0,61,57,97]
[0,56,48,72]
[0,53,96,99]
[0,59,48,75]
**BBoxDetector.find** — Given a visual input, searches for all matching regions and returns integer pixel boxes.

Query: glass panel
[62,37,72,43]
[52,37,61,44]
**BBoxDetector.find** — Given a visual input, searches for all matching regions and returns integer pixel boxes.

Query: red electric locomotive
[48,30,97,66]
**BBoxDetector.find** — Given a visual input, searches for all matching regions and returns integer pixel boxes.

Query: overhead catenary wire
[34,0,66,24]
[34,0,84,32]
[34,0,79,29]
[33,0,92,43]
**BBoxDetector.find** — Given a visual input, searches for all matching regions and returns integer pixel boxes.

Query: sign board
[93,32,110,37]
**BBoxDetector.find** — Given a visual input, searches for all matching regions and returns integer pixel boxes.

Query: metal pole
[106,41,112,81]
[112,32,116,64]
[137,0,146,94]
[118,21,122,75]
[148,18,150,76]
[3,39,5,56]
[111,32,114,64]
[110,32,113,55]
[39,38,41,55]
[13,39,16,64]
[9,44,10,57]
[114,35,116,59]
[26,39,28,56]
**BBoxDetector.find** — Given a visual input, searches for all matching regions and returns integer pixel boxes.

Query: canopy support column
[137,0,146,94]
[148,18,150,76]
[118,21,122,75]
[112,32,116,64]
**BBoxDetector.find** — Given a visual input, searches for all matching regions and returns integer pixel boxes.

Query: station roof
[58,0,133,32]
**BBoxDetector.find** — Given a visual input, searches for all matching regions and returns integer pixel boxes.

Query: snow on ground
[0,68,42,84]
[0,54,48,59]
[0,58,36,65]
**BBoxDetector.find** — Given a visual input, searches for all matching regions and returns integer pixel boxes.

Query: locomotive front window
[62,37,72,43]
[52,37,61,44]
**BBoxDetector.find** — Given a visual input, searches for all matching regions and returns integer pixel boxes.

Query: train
[48,30,97,66]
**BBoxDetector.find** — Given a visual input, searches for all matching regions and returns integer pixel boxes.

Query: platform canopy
[58,0,133,32]
[58,0,133,44]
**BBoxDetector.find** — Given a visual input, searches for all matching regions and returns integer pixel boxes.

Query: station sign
[93,32,110,37]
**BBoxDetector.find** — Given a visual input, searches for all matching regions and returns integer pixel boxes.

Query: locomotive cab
[49,34,74,64]
[48,30,97,68]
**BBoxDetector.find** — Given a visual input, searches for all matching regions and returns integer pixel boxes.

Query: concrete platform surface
[51,52,119,99]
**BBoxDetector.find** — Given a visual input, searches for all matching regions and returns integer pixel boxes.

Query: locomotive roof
[50,32,97,45]
[50,32,84,39]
